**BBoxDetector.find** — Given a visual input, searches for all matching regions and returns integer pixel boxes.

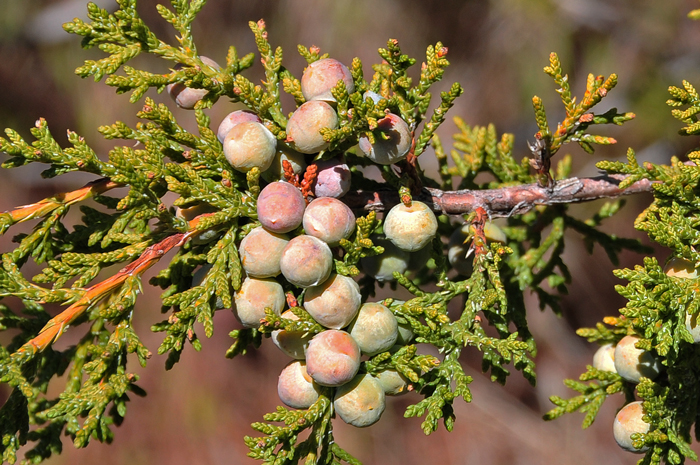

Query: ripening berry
[613,401,650,453]
[278,360,321,409]
[358,113,412,165]
[383,201,438,252]
[166,56,219,109]
[271,310,312,359]
[334,374,386,427]
[613,335,662,383]
[348,302,398,356]
[261,147,307,183]
[663,257,698,279]
[256,181,306,234]
[312,157,351,198]
[305,330,361,387]
[303,274,362,329]
[303,197,356,246]
[216,110,261,143]
[223,121,277,173]
[280,235,333,288]
[286,101,338,154]
[239,226,289,278]
[301,58,355,102]
[592,343,617,373]
[375,369,409,396]
[360,236,410,282]
[233,277,285,328]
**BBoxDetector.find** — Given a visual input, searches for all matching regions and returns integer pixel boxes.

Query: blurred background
[2,0,700,463]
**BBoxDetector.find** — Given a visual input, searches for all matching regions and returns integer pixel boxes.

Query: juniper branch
[342,173,654,216]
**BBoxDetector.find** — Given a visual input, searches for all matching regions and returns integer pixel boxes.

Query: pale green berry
[383,201,438,252]
[334,374,386,427]
[348,302,398,356]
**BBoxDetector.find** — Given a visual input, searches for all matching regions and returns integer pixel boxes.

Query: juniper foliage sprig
[546,76,700,464]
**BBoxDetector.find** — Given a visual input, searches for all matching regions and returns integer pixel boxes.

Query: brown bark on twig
[342,174,653,217]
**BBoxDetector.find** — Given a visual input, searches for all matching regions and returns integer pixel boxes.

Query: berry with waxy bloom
[271,310,312,359]
[303,274,362,329]
[233,277,285,328]
[302,197,356,246]
[278,360,321,409]
[613,335,662,383]
[239,226,289,278]
[383,200,438,252]
[216,110,261,143]
[592,343,617,373]
[166,56,220,109]
[334,374,386,427]
[348,302,398,356]
[223,121,277,173]
[305,330,361,387]
[286,101,338,154]
[301,58,355,102]
[256,181,306,234]
[312,157,351,198]
[280,235,333,288]
[358,113,412,165]
[613,401,650,453]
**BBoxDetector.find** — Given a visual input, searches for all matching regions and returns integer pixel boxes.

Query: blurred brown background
[2,0,700,464]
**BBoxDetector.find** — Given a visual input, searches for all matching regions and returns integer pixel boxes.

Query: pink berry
[256,181,305,234]
[358,113,412,165]
[613,401,650,453]
[216,110,261,143]
[280,235,333,288]
[312,157,351,198]
[302,197,356,246]
[278,360,321,409]
[286,101,338,154]
[305,330,361,387]
[301,58,355,102]
[303,274,362,329]
[223,121,277,173]
[239,226,289,278]
[233,277,285,328]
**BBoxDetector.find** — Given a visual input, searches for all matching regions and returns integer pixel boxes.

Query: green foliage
[546,63,700,463]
